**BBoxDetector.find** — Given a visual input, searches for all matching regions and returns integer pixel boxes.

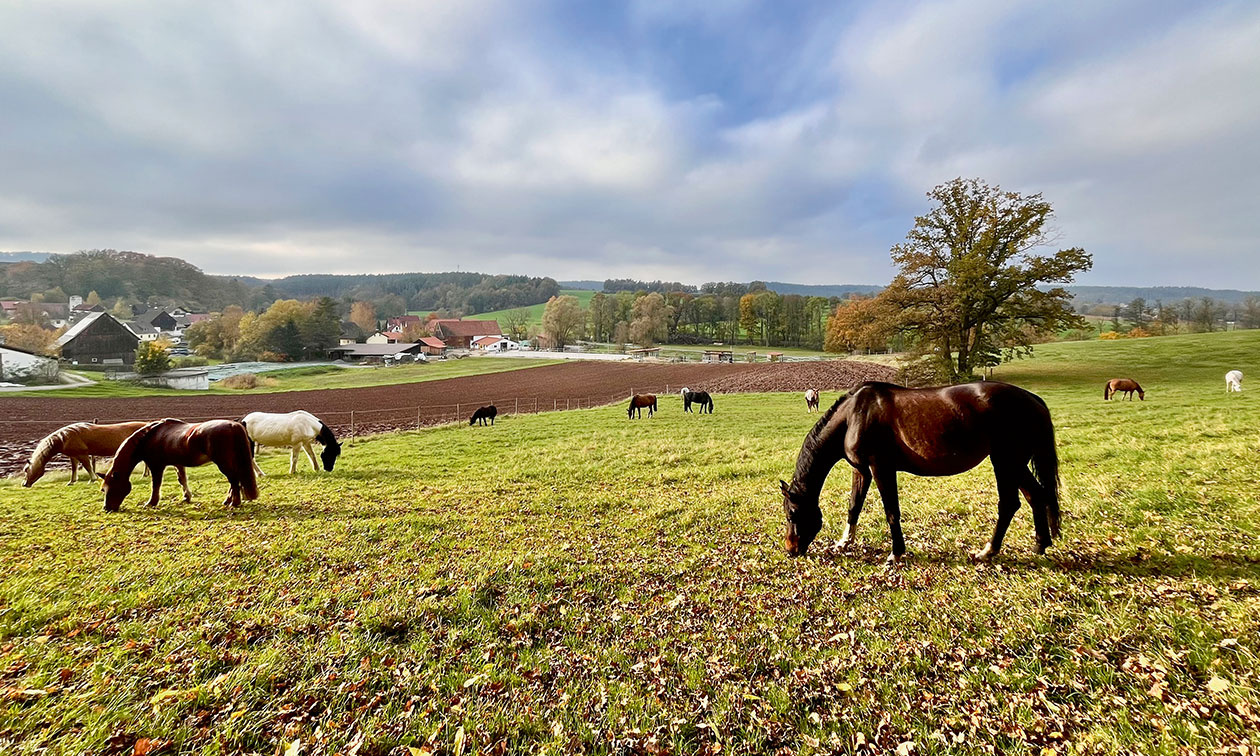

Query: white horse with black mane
[1226,370,1243,393]
[241,410,342,474]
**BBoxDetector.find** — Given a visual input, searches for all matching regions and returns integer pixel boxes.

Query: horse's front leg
[146,466,165,507]
[976,462,1022,561]
[176,467,192,503]
[838,466,871,549]
[872,466,905,563]
[289,446,299,474]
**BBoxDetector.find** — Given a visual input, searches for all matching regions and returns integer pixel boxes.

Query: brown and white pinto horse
[628,394,657,419]
[804,389,820,412]
[100,419,258,511]
[781,382,1061,563]
[1104,378,1144,401]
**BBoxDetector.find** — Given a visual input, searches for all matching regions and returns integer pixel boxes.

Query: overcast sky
[2,1,1258,287]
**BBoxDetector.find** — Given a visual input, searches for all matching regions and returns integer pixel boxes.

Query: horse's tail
[1103,382,1110,400]
[1030,417,1061,538]
[233,423,260,500]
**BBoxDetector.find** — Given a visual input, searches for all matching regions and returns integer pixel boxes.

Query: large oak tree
[879,178,1092,379]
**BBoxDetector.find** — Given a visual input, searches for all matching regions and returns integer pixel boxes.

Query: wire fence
[0,384,693,446]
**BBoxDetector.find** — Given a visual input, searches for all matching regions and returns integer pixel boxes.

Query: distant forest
[0,251,560,317]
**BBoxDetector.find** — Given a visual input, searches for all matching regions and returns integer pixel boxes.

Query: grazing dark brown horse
[1104,378,1144,401]
[628,394,657,419]
[100,419,258,511]
[469,405,497,426]
[780,381,1061,563]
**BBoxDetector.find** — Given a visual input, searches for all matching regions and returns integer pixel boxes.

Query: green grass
[0,359,562,398]
[462,289,597,328]
[2,331,1259,754]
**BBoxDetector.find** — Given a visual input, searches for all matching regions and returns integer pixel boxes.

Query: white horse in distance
[241,410,342,475]
[1226,370,1243,392]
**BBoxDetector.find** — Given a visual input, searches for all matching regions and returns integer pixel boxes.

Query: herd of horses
[16,369,1246,562]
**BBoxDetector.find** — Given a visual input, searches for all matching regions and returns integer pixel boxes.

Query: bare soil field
[0,359,892,476]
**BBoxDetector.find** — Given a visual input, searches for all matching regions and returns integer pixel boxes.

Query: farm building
[54,312,140,365]
[418,336,447,356]
[366,331,408,344]
[132,308,179,333]
[386,315,422,331]
[703,350,734,363]
[328,343,426,363]
[0,344,58,383]
[427,319,502,349]
[472,335,513,352]
[9,302,69,328]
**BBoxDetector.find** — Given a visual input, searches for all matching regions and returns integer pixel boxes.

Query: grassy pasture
[2,331,1259,754]
[462,289,597,328]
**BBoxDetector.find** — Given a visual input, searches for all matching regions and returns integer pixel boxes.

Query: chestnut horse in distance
[1104,378,1144,401]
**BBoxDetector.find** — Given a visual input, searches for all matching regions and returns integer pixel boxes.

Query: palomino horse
[101,419,258,511]
[681,388,713,414]
[241,410,342,474]
[469,405,498,426]
[781,381,1061,563]
[804,389,820,412]
[1226,370,1243,392]
[628,394,657,419]
[22,422,190,499]
[1104,378,1144,401]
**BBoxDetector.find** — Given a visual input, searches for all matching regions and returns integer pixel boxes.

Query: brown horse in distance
[23,422,189,499]
[628,394,657,419]
[100,419,258,511]
[781,381,1061,563]
[1104,378,1144,401]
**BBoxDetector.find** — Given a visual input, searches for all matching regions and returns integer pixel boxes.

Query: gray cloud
[1,0,1257,287]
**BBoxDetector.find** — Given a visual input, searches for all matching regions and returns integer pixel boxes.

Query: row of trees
[186,298,341,361]
[541,179,1097,381]
[1110,296,1260,334]
[541,289,839,349]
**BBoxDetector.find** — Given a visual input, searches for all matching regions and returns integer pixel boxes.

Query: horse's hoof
[972,544,996,562]
[885,553,906,566]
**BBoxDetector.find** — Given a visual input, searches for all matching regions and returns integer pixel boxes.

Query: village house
[54,312,140,365]
[9,302,69,328]
[471,335,514,352]
[385,315,423,332]
[426,318,502,349]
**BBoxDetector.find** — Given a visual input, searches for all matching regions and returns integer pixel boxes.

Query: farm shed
[55,312,140,365]
[138,367,209,390]
[418,336,447,356]
[328,343,426,363]
[0,344,58,382]
[703,350,734,363]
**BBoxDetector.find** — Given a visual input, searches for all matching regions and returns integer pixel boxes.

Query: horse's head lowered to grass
[780,478,823,557]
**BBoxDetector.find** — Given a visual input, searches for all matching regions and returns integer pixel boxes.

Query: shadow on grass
[807,541,1260,579]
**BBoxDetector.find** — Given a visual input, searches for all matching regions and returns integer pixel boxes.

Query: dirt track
[0,359,894,476]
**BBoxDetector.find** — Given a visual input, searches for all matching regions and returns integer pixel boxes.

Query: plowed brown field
[0,359,893,476]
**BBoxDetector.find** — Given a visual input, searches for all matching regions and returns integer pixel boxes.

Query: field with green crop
[2,331,1258,754]
[462,289,597,328]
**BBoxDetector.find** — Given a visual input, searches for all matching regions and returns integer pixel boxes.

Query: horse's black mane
[316,421,338,447]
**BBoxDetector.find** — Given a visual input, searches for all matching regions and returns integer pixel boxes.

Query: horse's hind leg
[872,466,905,562]
[838,466,871,549]
[303,442,318,471]
[176,467,192,503]
[1018,468,1052,554]
[975,461,1022,561]
[66,456,78,485]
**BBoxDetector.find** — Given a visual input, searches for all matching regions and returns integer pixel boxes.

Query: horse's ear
[779,479,790,494]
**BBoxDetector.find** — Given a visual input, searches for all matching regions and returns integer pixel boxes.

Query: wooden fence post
[515,397,519,414]
[350,411,355,443]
